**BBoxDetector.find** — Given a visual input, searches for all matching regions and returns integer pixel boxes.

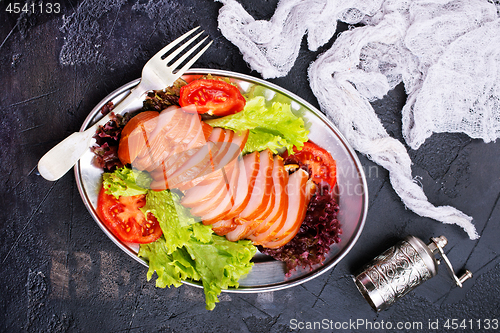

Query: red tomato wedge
[282,141,337,189]
[179,79,246,116]
[96,186,162,244]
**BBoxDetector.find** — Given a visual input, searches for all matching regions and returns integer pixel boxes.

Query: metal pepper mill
[354,235,473,311]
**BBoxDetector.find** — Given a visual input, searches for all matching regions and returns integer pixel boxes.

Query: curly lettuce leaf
[137,187,256,310]
[140,190,210,254]
[102,167,151,199]
[206,96,309,154]
[186,236,256,310]
[138,238,200,288]
[139,235,256,310]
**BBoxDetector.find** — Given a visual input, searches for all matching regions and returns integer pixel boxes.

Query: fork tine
[162,31,205,64]
[149,26,201,62]
[169,40,213,81]
[169,37,212,73]
[172,38,214,80]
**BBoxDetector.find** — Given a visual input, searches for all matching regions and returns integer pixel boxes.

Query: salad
[91,75,342,310]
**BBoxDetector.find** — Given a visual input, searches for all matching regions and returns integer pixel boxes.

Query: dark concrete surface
[1,1,499,332]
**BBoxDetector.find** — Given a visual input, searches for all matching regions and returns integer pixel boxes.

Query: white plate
[75,69,368,292]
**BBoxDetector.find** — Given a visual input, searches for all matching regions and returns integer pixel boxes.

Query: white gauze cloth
[217,0,500,239]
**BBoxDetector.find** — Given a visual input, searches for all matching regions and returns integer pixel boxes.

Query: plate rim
[75,68,368,293]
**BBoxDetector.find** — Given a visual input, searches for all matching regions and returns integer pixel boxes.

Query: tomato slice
[179,79,246,116]
[282,141,337,189]
[96,186,162,244]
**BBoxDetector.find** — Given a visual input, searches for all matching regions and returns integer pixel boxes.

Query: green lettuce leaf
[206,96,309,154]
[186,236,256,310]
[140,235,256,310]
[137,186,257,310]
[140,190,209,254]
[138,238,200,288]
[102,167,151,199]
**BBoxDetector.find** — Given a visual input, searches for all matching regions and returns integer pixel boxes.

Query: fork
[38,27,212,181]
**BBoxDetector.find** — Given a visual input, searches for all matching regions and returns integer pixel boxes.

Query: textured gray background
[1,0,499,332]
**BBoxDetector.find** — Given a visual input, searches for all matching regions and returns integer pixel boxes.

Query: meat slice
[165,130,234,189]
[189,130,234,179]
[211,219,239,236]
[132,106,186,171]
[147,113,205,173]
[198,129,248,178]
[175,129,249,191]
[175,113,202,146]
[226,159,279,242]
[236,149,274,221]
[180,162,231,207]
[148,105,182,138]
[224,151,260,219]
[259,170,316,249]
[248,161,277,222]
[186,158,239,217]
[180,130,247,203]
[181,179,225,207]
[145,111,197,172]
[225,218,263,242]
[153,125,225,180]
[118,111,159,165]
[226,155,291,242]
[148,128,225,190]
[247,155,289,243]
[201,122,213,141]
[163,113,204,158]
[187,119,212,149]
[149,141,215,190]
[198,159,242,224]
[168,115,212,169]
[149,127,224,180]
[249,212,287,246]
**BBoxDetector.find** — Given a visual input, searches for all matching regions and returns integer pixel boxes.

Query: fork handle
[38,84,147,181]
[38,129,98,181]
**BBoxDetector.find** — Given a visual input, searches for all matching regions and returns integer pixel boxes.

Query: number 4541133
[6,2,61,14]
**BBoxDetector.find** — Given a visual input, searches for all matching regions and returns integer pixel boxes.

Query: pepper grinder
[354,235,473,311]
